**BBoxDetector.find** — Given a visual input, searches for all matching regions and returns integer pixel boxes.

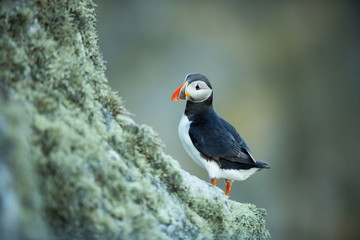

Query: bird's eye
[195,85,200,90]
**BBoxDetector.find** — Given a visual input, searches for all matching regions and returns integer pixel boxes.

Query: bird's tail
[255,160,270,169]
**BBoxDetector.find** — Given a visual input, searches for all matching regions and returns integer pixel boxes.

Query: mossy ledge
[0,1,270,240]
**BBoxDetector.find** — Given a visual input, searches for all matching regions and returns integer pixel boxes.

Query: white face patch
[186,80,212,102]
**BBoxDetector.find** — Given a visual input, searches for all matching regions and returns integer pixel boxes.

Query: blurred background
[94,1,360,239]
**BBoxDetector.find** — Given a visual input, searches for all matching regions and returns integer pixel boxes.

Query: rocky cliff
[0,1,270,239]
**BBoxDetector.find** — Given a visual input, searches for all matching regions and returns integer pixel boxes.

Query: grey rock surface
[0,0,270,239]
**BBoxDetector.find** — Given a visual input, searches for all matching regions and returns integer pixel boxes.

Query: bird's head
[171,73,213,103]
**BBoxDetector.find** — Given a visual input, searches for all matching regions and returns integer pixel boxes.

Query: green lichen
[0,97,50,240]
[0,0,270,240]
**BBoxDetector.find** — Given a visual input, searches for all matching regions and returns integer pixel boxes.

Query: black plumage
[186,97,269,170]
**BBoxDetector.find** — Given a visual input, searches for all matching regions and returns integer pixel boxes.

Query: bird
[171,73,270,197]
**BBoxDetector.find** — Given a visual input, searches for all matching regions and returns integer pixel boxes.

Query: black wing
[188,114,256,165]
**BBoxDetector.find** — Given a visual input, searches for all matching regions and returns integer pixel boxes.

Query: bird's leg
[211,178,217,186]
[225,179,233,196]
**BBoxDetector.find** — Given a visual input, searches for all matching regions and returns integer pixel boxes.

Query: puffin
[171,73,270,196]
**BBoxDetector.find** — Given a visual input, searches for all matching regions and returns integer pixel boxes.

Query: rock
[0,1,270,239]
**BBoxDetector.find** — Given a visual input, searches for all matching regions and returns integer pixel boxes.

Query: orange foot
[211,178,217,186]
[225,179,233,196]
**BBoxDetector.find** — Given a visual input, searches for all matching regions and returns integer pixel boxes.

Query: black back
[185,93,269,170]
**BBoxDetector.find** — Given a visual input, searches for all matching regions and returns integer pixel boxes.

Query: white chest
[178,114,206,168]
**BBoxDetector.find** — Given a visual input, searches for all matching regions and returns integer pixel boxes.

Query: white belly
[178,114,259,181]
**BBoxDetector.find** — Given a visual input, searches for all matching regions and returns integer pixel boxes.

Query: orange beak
[171,83,187,101]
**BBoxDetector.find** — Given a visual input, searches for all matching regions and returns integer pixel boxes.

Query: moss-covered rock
[0,0,270,239]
